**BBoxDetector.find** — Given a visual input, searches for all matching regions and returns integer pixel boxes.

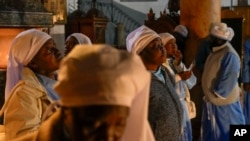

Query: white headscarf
[159,32,175,45]
[5,29,51,101]
[210,22,234,41]
[54,44,155,141]
[126,25,159,54]
[66,33,92,45]
[174,25,188,38]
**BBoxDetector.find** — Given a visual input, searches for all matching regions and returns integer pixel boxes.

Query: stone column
[180,1,221,141]
[181,0,221,65]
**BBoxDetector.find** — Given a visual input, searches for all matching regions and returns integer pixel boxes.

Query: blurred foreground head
[54,44,155,141]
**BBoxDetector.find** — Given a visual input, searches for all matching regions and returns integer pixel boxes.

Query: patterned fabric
[148,65,183,141]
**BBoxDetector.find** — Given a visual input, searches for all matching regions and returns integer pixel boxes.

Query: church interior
[0,0,250,141]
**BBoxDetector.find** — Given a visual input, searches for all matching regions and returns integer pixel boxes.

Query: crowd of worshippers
[0,21,247,141]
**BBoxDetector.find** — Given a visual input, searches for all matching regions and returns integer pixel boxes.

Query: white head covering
[126,25,159,54]
[174,25,188,38]
[210,22,234,41]
[54,44,155,141]
[66,33,92,45]
[5,29,51,101]
[159,33,175,45]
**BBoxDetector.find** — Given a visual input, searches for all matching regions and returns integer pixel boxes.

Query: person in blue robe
[201,22,245,141]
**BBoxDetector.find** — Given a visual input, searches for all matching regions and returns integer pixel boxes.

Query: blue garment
[201,43,245,141]
[36,73,60,101]
[195,38,211,72]
[214,52,240,98]
[242,39,250,124]
[181,103,192,141]
[201,99,245,141]
[151,67,166,84]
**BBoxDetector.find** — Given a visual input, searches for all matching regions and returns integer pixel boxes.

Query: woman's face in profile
[65,36,79,56]
[164,38,178,58]
[29,39,62,75]
[63,105,129,141]
[140,37,166,67]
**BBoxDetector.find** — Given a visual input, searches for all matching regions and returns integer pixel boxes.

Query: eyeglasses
[152,44,165,51]
[42,47,59,56]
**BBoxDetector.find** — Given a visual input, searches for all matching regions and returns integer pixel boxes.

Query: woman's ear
[139,50,145,59]
[139,50,144,56]
[27,59,38,69]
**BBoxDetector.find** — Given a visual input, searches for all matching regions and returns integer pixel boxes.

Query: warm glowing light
[0,28,27,69]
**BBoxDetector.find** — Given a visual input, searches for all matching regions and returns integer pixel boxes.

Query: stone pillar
[180,1,221,141]
[181,0,221,65]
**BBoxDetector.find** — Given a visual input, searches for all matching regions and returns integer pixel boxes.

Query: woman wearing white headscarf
[64,33,92,56]
[126,25,183,141]
[15,44,155,141]
[172,25,188,55]
[201,23,245,141]
[160,32,197,141]
[0,29,62,140]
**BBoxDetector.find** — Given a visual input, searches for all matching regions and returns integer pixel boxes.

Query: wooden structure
[144,9,178,34]
[221,8,244,57]
[65,0,108,43]
[144,0,180,34]
[66,17,108,43]
[223,6,250,41]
